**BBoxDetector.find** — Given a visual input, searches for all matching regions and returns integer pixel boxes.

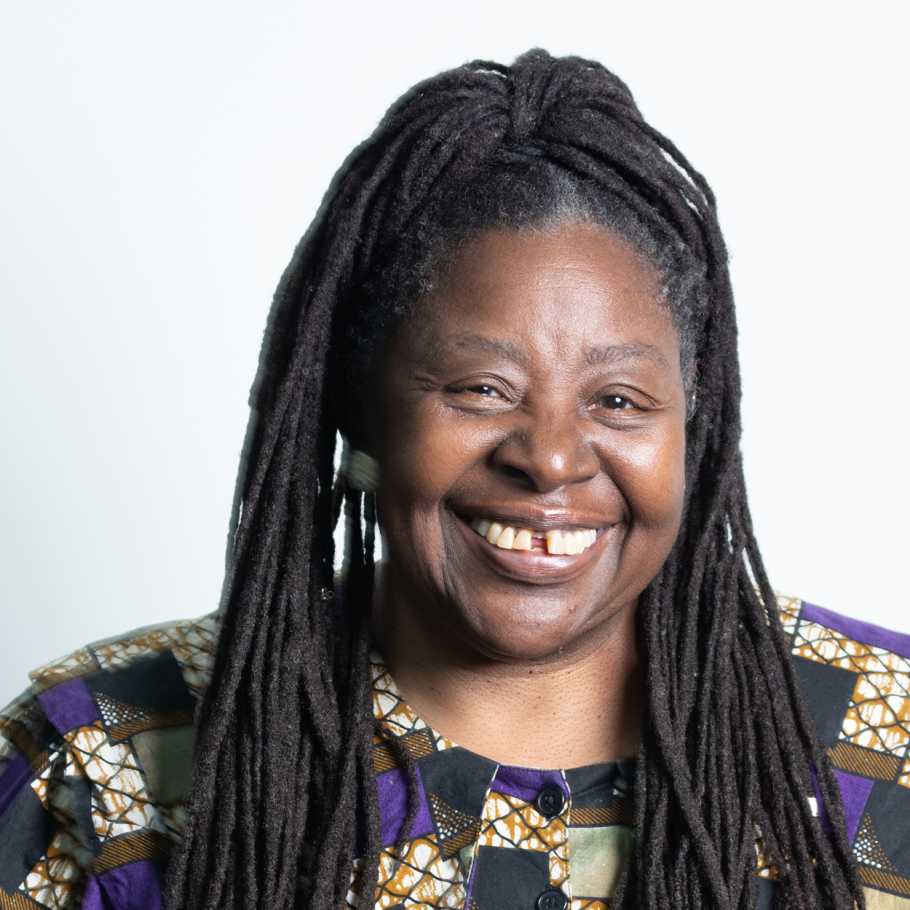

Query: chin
[452,589,630,664]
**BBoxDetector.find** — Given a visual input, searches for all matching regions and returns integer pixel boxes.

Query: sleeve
[0,685,93,908]
[0,618,215,910]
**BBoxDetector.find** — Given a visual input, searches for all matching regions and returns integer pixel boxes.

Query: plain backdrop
[2,2,908,699]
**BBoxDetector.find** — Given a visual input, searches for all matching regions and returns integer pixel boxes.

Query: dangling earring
[337,440,380,590]
[345,448,379,571]
[342,447,380,493]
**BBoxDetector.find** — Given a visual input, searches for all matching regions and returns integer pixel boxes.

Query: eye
[467,384,504,398]
[599,394,634,410]
[444,379,512,412]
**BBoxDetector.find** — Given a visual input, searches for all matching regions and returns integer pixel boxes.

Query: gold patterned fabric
[0,597,908,908]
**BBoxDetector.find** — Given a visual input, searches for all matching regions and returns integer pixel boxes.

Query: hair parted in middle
[163,49,864,910]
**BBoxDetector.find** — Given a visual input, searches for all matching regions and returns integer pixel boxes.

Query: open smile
[470,517,599,555]
[455,511,612,582]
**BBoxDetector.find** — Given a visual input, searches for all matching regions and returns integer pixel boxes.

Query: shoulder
[0,613,217,908]
[777,594,910,901]
[29,612,219,701]
[777,593,910,759]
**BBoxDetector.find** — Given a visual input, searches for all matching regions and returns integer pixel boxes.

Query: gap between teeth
[470,518,597,554]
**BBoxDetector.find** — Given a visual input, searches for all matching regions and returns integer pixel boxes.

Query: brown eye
[600,395,633,410]
[470,384,504,398]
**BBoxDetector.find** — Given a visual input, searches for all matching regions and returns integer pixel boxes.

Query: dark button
[536,785,566,818]
[536,889,568,910]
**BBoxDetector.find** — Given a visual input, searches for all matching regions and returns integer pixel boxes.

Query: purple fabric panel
[0,751,31,818]
[82,878,116,910]
[492,765,567,802]
[38,677,99,733]
[377,765,434,845]
[802,602,910,659]
[95,862,162,910]
[834,769,874,844]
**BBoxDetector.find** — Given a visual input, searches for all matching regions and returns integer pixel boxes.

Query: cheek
[378,402,480,518]
[613,424,687,529]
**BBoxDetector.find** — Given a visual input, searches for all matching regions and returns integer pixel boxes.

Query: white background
[1,2,908,700]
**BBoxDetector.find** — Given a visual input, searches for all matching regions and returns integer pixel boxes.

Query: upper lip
[455,505,613,532]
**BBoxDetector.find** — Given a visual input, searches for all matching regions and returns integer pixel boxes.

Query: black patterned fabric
[1,596,909,909]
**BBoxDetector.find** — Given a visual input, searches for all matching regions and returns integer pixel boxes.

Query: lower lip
[455,516,610,582]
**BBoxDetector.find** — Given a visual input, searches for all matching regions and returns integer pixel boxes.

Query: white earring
[343,448,380,493]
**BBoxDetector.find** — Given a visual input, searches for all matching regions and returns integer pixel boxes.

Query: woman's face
[371,222,687,663]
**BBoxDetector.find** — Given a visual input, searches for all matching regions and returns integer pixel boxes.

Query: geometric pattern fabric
[0,615,215,910]
[349,655,634,910]
[1,598,909,908]
[785,596,910,900]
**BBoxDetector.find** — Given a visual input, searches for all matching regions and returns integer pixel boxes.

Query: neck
[372,573,644,769]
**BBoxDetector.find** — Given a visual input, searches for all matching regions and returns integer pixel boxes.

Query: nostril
[500,464,535,487]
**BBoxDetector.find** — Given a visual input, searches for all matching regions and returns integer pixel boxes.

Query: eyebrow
[583,342,670,370]
[430,334,670,370]
[428,334,526,362]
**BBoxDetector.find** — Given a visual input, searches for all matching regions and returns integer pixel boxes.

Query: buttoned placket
[346,654,634,910]
[464,766,572,910]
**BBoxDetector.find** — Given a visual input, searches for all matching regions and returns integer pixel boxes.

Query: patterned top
[1,597,909,910]
[350,656,636,910]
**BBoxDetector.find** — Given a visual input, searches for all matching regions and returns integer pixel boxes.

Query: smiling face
[369,222,688,664]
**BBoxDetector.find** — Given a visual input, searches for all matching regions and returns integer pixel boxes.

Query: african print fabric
[345,656,636,910]
[0,597,909,909]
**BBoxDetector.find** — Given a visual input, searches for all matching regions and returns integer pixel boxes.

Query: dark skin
[363,223,687,769]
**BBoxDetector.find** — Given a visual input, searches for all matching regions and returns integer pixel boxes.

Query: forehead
[443,222,662,294]
[401,222,679,368]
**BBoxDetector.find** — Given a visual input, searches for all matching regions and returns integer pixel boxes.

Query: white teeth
[546,530,566,555]
[471,519,600,555]
[513,529,533,551]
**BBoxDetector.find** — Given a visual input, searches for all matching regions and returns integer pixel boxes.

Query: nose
[491,411,600,493]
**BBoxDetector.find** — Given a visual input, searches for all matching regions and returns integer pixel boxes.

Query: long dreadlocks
[163,50,864,910]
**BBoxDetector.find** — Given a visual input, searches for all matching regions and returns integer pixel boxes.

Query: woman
[0,49,903,910]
